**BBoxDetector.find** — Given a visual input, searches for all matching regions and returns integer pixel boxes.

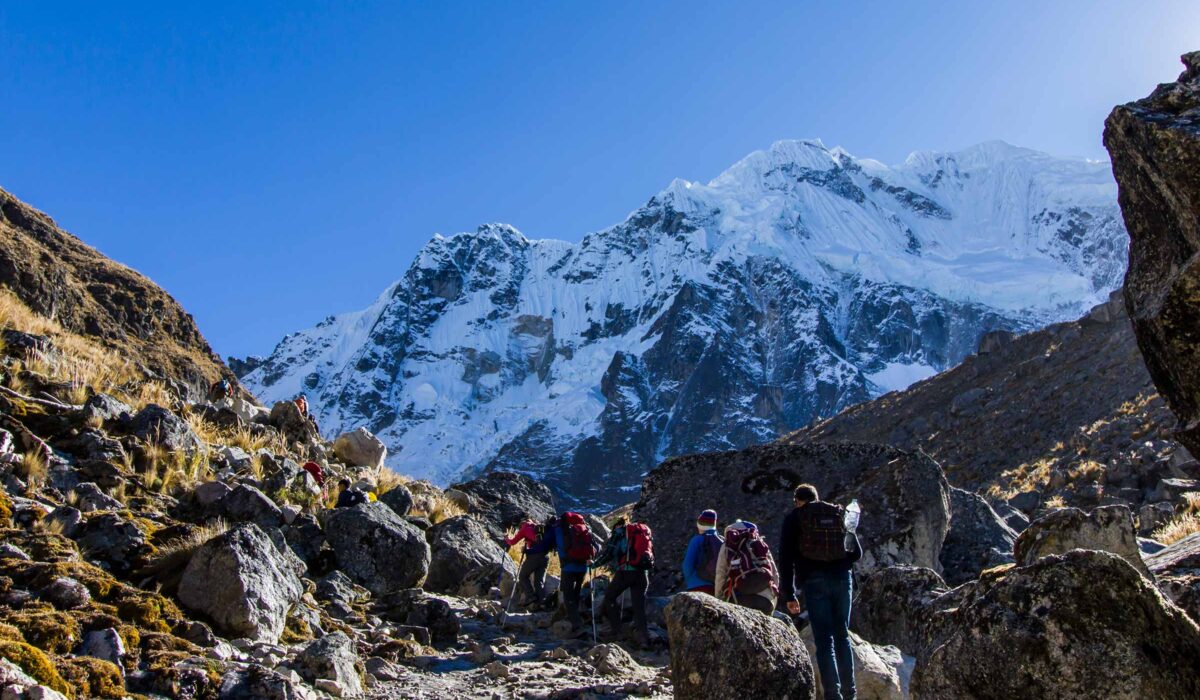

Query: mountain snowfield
[240,139,1127,508]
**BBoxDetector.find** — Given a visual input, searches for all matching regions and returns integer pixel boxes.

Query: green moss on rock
[0,640,74,697]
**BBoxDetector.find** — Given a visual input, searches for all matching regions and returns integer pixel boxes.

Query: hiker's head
[696,509,717,532]
[338,477,352,490]
[794,483,819,505]
[613,517,628,531]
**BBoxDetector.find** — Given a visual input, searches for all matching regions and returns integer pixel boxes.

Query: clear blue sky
[2,1,1197,358]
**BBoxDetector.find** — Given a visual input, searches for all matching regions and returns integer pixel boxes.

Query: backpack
[724,526,778,598]
[697,531,724,581]
[621,523,655,570]
[796,501,848,562]
[561,512,597,565]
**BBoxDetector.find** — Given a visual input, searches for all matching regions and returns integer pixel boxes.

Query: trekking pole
[500,545,524,623]
[588,568,598,645]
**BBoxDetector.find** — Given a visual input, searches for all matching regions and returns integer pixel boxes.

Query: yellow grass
[376,469,410,496]
[1043,494,1067,509]
[18,450,47,491]
[1152,493,1200,545]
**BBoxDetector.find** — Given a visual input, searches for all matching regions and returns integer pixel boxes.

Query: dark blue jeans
[803,570,855,700]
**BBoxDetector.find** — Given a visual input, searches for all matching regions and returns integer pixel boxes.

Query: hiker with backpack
[505,513,554,609]
[714,519,779,615]
[554,512,598,635]
[592,518,654,647]
[681,509,723,594]
[779,484,862,700]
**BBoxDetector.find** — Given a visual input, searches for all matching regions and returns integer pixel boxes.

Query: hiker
[207,378,233,403]
[681,509,722,594]
[714,519,779,615]
[294,393,320,433]
[593,518,654,647]
[554,512,598,635]
[505,513,553,609]
[779,484,862,700]
[334,477,368,508]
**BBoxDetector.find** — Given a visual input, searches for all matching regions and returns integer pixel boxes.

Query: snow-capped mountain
[239,140,1127,508]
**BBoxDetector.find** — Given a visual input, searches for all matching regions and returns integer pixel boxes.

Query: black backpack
[796,501,847,561]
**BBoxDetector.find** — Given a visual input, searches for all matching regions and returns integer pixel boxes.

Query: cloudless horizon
[2,1,1197,358]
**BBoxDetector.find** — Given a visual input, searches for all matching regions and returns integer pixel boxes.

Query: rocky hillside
[783,291,1196,523]
[0,188,232,396]
[240,140,1128,507]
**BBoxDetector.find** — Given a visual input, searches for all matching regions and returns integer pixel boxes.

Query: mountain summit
[239,140,1127,507]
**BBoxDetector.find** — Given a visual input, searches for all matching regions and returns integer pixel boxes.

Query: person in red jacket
[505,514,552,609]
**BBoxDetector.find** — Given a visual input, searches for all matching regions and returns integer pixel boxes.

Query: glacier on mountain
[240,139,1127,508]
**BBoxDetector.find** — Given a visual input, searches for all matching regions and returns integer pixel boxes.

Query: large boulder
[177,523,303,643]
[1014,504,1151,578]
[850,565,960,658]
[127,404,202,452]
[939,487,1016,585]
[295,631,364,698]
[911,550,1200,698]
[425,515,517,597]
[217,483,284,529]
[269,400,318,446]
[665,592,816,700]
[376,589,461,647]
[1105,52,1200,454]
[332,428,387,469]
[635,442,951,592]
[449,471,556,539]
[1147,532,1200,624]
[378,484,414,517]
[325,502,431,594]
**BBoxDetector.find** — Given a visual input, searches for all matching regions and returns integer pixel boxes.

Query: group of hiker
[504,483,861,700]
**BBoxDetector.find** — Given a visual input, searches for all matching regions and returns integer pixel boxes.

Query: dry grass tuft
[1152,493,1200,545]
[18,450,47,491]
[376,469,410,496]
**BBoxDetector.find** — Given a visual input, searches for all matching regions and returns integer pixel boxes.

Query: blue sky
[2,1,1197,358]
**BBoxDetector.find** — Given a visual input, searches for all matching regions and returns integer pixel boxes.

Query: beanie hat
[697,510,718,527]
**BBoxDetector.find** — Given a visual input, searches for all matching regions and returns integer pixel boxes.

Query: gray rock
[585,643,649,678]
[448,471,556,539]
[912,550,1200,698]
[195,480,232,508]
[799,627,910,700]
[40,576,90,610]
[636,442,951,591]
[850,565,959,658]
[72,512,150,575]
[378,485,414,518]
[269,401,319,447]
[666,593,816,699]
[71,482,122,513]
[1105,51,1200,456]
[127,404,202,452]
[425,515,516,597]
[0,544,30,560]
[332,428,387,469]
[325,502,431,594]
[1137,501,1177,536]
[282,513,325,569]
[80,627,126,668]
[376,589,460,647]
[295,632,364,698]
[316,571,370,608]
[939,487,1016,585]
[219,665,318,700]
[218,483,284,529]
[1014,504,1152,578]
[178,523,304,643]
[80,393,132,427]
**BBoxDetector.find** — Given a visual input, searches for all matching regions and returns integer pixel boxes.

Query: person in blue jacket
[553,515,593,634]
[681,509,722,594]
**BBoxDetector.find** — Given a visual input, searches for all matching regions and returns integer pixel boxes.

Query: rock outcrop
[1105,51,1200,455]
[635,442,951,591]
[665,592,816,700]
[295,632,364,698]
[325,502,431,594]
[449,471,556,539]
[177,523,304,643]
[1013,505,1151,578]
[912,550,1200,698]
[850,566,958,658]
[1147,532,1200,624]
[425,515,517,597]
[332,428,387,470]
[939,487,1016,585]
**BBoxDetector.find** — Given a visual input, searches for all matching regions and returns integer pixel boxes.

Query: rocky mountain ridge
[240,140,1128,507]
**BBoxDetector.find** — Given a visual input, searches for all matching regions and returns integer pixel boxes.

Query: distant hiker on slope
[505,513,554,610]
[714,519,779,615]
[554,512,599,636]
[681,509,722,594]
[593,518,654,647]
[779,483,862,700]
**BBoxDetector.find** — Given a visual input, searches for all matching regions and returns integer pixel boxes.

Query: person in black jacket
[778,483,862,700]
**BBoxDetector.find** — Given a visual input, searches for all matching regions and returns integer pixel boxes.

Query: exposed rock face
[242,141,1127,508]
[332,428,387,469]
[378,484,414,517]
[665,592,815,700]
[449,471,556,539]
[789,291,1187,514]
[911,550,1200,699]
[1105,51,1200,455]
[127,404,202,453]
[1014,505,1151,578]
[850,566,958,658]
[425,515,517,597]
[295,632,364,698]
[1147,533,1200,624]
[325,503,431,594]
[939,487,1016,585]
[634,442,950,592]
[177,523,303,643]
[0,187,233,394]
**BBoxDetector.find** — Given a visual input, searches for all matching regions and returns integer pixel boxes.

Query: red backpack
[561,512,597,565]
[621,522,655,570]
[724,525,778,598]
